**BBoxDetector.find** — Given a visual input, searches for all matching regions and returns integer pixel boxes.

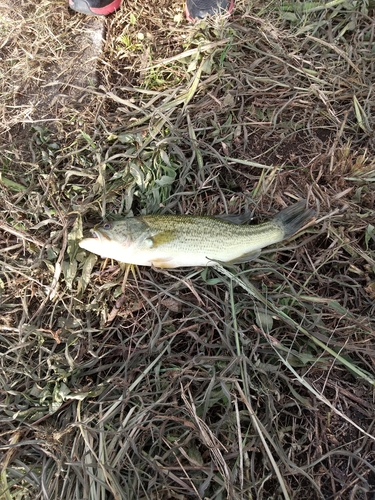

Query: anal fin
[226,249,261,264]
[206,249,261,266]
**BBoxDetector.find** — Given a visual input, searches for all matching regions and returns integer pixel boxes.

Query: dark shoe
[68,0,122,15]
[185,0,234,21]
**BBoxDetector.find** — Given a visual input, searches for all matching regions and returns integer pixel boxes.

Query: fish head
[79,220,135,261]
[79,218,152,263]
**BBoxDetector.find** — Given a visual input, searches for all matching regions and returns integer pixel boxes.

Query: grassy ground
[1,0,375,499]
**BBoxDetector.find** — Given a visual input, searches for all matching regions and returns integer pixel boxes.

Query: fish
[79,200,314,268]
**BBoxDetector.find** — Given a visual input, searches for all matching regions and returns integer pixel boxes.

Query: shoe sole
[68,0,122,15]
[185,0,234,22]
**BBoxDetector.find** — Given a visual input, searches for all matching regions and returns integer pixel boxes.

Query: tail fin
[273,200,315,239]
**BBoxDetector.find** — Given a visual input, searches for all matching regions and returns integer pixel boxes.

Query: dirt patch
[1,0,105,136]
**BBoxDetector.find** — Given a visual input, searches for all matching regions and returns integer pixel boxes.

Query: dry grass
[1,0,375,499]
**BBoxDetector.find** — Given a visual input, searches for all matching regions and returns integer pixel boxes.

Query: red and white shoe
[185,0,234,21]
[68,0,122,16]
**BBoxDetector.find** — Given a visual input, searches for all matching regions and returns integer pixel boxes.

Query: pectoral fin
[146,230,176,248]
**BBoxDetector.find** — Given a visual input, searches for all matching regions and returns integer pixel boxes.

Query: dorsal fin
[214,211,253,225]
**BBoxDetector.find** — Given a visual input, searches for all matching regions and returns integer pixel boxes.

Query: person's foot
[185,0,234,21]
[68,0,122,16]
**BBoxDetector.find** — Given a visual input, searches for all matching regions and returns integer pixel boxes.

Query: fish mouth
[91,227,112,241]
[80,229,101,242]
[79,228,103,247]
[79,229,104,254]
[80,227,112,246]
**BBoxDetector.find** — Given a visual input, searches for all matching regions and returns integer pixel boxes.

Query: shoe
[185,0,234,21]
[68,0,122,15]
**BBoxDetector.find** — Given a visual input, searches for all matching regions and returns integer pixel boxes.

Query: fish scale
[79,200,314,268]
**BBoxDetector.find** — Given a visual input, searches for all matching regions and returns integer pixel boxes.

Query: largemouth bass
[79,200,314,268]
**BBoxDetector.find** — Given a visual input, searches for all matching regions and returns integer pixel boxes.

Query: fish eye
[103,222,112,230]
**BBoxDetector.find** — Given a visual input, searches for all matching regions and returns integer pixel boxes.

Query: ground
[1,0,375,499]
